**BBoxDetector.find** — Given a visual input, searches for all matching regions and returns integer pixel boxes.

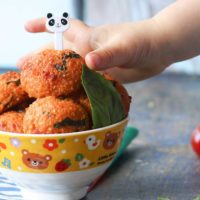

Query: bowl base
[20,187,88,200]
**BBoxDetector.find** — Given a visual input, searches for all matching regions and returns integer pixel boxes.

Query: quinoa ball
[103,73,131,116]
[20,49,85,98]
[0,111,25,133]
[23,96,90,134]
[67,88,91,116]
[0,72,28,114]
[78,94,91,116]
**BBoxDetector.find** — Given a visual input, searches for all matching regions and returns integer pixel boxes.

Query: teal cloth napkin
[112,126,139,165]
[88,126,139,192]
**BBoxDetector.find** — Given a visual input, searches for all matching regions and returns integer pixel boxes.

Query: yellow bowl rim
[0,117,128,137]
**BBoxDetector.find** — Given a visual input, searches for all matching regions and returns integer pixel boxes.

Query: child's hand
[19,18,167,82]
[17,0,200,82]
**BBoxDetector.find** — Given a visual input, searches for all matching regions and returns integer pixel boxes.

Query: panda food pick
[46,12,70,50]
[0,13,131,134]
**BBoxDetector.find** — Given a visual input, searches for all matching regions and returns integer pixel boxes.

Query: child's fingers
[24,18,92,56]
[64,19,91,43]
[25,18,91,44]
[85,45,130,70]
[25,18,47,33]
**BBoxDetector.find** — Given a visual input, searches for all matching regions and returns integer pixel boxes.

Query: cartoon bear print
[22,149,52,170]
[103,131,119,150]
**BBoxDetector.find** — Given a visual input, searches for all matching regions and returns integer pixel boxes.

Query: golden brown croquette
[103,73,131,116]
[20,49,84,98]
[0,72,28,114]
[23,96,91,134]
[66,88,92,116]
[0,49,130,135]
[0,111,25,133]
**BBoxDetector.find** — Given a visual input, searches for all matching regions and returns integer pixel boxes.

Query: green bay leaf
[82,65,125,129]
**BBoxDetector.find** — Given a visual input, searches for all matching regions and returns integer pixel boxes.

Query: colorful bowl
[0,118,128,200]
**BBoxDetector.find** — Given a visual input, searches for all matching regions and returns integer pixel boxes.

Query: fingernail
[86,53,101,69]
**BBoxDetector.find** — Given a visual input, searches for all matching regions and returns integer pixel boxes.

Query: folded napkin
[88,126,139,192]
[0,176,22,200]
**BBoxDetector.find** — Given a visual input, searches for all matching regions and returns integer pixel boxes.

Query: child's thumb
[85,46,129,70]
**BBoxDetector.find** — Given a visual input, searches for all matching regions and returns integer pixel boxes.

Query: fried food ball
[0,111,25,133]
[21,49,85,98]
[103,73,131,116]
[78,94,91,116]
[67,87,91,116]
[23,96,90,134]
[0,72,28,114]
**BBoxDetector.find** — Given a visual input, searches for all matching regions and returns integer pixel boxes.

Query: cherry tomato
[191,126,200,156]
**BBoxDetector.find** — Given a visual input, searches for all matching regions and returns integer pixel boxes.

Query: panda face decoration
[46,12,69,33]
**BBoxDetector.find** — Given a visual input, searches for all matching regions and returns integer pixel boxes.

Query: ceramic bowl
[0,118,128,200]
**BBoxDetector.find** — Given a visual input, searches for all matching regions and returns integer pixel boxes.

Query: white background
[0,0,75,68]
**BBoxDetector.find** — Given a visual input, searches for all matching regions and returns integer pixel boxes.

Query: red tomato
[191,126,200,156]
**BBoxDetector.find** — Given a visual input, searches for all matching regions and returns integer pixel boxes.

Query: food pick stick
[46,12,70,50]
[54,32,63,50]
